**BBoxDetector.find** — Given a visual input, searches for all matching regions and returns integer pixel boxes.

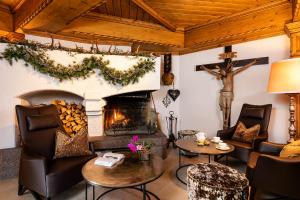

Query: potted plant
[128,135,153,161]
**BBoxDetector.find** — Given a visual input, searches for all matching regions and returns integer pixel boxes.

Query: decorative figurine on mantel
[198,46,268,130]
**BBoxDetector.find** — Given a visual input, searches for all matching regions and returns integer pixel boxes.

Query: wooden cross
[196,46,269,129]
[196,46,269,71]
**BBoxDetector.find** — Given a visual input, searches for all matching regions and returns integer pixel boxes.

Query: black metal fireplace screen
[103,91,158,136]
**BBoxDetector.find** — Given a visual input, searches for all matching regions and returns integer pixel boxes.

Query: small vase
[138,151,151,161]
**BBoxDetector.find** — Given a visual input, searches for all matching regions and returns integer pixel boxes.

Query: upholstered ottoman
[187,163,249,200]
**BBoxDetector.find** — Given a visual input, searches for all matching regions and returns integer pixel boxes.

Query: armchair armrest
[19,150,48,196]
[257,142,284,155]
[89,142,95,154]
[253,155,300,199]
[252,134,268,150]
[217,126,236,139]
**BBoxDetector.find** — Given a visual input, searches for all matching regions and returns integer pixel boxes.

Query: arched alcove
[17,89,84,105]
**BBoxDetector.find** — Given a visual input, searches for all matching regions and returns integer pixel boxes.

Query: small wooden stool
[187,163,249,200]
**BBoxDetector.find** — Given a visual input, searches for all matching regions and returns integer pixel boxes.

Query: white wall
[0,34,293,148]
[179,35,291,144]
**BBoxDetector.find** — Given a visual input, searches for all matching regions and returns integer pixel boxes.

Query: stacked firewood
[51,100,88,136]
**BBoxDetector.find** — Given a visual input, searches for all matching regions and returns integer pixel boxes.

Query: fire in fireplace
[103,91,158,136]
[106,108,131,130]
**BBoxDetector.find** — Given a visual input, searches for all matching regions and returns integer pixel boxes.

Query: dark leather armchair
[246,142,300,200]
[16,105,96,200]
[217,104,272,162]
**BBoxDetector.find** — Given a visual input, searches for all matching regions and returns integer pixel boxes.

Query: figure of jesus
[201,60,256,129]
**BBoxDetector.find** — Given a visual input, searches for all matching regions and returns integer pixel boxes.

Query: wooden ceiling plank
[60,13,184,47]
[186,0,291,31]
[147,5,245,16]
[106,0,114,15]
[146,1,252,10]
[185,1,292,50]
[121,0,130,18]
[15,0,107,33]
[113,0,121,17]
[146,0,270,7]
[129,0,138,20]
[132,0,177,31]
[96,4,108,14]
[160,13,223,18]
[136,6,144,20]
[143,12,150,21]
[152,7,232,16]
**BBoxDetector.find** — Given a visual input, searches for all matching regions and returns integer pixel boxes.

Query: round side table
[82,155,165,200]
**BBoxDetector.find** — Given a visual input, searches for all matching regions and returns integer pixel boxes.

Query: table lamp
[268,58,300,142]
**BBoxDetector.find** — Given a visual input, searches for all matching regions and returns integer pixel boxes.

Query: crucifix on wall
[196,46,269,130]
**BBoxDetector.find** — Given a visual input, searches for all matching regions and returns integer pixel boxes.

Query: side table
[82,155,165,200]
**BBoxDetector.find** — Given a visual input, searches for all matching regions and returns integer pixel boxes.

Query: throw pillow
[232,122,260,144]
[280,140,300,158]
[26,114,59,131]
[54,128,92,159]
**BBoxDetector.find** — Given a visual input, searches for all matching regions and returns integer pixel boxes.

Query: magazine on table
[94,152,125,167]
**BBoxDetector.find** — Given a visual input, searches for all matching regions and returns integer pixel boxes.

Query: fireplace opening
[103,91,158,136]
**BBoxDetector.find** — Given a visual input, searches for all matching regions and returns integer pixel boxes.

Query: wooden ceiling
[144,0,275,30]
[92,0,163,26]
[0,0,294,54]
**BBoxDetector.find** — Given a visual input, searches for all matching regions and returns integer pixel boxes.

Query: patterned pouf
[187,163,249,200]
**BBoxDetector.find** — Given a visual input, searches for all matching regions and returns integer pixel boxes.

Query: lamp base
[288,95,297,143]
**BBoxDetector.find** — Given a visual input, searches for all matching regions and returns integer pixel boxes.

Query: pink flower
[132,135,139,143]
[128,143,137,152]
[136,145,143,151]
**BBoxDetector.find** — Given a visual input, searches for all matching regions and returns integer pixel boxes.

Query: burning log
[52,100,88,136]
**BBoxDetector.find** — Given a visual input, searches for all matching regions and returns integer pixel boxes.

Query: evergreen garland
[0,43,156,86]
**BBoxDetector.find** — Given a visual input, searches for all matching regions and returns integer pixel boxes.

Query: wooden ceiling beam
[292,0,300,21]
[132,0,177,31]
[131,43,183,54]
[184,0,292,51]
[15,0,106,32]
[14,0,53,30]
[21,29,133,46]
[59,13,184,47]
[285,0,300,57]
[0,3,13,35]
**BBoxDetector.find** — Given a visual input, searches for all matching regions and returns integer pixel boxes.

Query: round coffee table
[82,155,165,200]
[175,138,235,185]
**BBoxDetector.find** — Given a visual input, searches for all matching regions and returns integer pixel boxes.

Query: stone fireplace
[103,91,158,136]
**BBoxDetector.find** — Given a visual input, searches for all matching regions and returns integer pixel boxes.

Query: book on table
[94,152,125,167]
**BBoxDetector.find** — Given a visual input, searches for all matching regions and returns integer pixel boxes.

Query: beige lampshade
[268,58,300,94]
